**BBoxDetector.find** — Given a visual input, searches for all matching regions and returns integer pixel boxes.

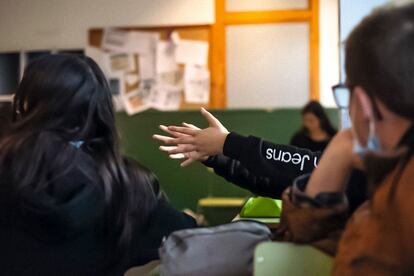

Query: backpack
[159,220,272,276]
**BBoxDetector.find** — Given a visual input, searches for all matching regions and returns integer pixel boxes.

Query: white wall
[0,0,214,52]
[226,23,310,108]
[0,0,343,108]
[319,0,340,107]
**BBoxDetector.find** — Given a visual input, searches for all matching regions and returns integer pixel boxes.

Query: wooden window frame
[210,0,319,108]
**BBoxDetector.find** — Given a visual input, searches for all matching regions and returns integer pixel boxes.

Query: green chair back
[254,242,333,276]
[240,197,282,218]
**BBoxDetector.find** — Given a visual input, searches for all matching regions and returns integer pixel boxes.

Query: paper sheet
[156,41,177,73]
[102,28,159,54]
[105,53,135,74]
[129,31,160,55]
[125,73,139,87]
[138,53,156,80]
[175,40,209,67]
[184,65,210,104]
[150,85,182,111]
[102,28,130,53]
[122,84,153,115]
[157,70,184,88]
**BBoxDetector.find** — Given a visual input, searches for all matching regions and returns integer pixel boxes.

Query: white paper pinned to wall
[175,40,209,67]
[150,85,182,111]
[105,53,136,74]
[102,28,159,55]
[156,41,177,73]
[184,65,210,104]
[138,53,156,80]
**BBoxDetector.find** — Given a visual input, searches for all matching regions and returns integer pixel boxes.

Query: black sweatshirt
[204,132,367,213]
[0,146,196,276]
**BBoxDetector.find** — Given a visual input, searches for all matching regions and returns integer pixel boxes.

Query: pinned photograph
[122,80,154,115]
[105,53,135,74]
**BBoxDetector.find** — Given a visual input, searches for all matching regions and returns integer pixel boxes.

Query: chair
[254,242,333,276]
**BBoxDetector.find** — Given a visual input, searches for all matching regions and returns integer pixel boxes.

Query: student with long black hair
[290,100,337,152]
[0,54,196,275]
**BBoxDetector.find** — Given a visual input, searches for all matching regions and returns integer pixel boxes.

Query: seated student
[288,4,414,274]
[290,100,337,152]
[0,55,196,276]
[159,3,414,274]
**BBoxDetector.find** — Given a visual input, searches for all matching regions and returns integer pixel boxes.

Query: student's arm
[204,154,288,198]
[222,132,321,181]
[153,108,322,180]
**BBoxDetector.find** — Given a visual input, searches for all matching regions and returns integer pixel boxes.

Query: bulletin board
[88,25,213,112]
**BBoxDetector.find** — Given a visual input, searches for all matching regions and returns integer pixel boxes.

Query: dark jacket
[0,146,196,276]
[290,131,331,152]
[204,132,367,213]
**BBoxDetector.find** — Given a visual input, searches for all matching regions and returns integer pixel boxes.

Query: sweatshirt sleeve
[204,154,286,198]
[222,132,322,189]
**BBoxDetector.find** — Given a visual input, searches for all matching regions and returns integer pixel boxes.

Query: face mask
[352,119,381,159]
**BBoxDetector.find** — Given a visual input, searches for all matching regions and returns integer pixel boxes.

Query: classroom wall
[0,0,337,108]
[0,0,214,52]
[319,0,339,107]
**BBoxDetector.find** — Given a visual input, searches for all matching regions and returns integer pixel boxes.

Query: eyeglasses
[332,84,350,109]
[332,84,383,120]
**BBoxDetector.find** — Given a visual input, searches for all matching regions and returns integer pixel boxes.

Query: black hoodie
[0,146,195,275]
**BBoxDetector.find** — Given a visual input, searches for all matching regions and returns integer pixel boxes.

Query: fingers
[168,144,197,154]
[159,144,197,155]
[159,145,178,153]
[168,126,199,136]
[181,158,195,167]
[153,134,194,145]
[169,153,186,159]
[201,107,221,128]
[182,122,201,130]
[159,125,187,138]
[152,134,175,143]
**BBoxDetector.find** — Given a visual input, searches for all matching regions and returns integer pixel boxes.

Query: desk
[234,216,280,231]
[197,197,246,226]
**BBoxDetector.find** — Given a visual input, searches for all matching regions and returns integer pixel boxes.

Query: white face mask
[352,119,381,159]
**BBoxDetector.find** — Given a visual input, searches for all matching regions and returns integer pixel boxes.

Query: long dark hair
[299,101,337,137]
[0,55,157,257]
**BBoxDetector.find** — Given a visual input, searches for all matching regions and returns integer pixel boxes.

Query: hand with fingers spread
[153,108,230,166]
[153,123,209,167]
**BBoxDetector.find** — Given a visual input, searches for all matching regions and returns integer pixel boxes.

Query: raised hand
[166,108,229,156]
[152,108,230,166]
[153,123,208,167]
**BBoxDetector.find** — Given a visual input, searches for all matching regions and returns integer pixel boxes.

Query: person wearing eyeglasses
[155,3,414,274]
[294,3,414,273]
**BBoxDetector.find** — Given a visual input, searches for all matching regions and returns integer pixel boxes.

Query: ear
[353,86,373,120]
